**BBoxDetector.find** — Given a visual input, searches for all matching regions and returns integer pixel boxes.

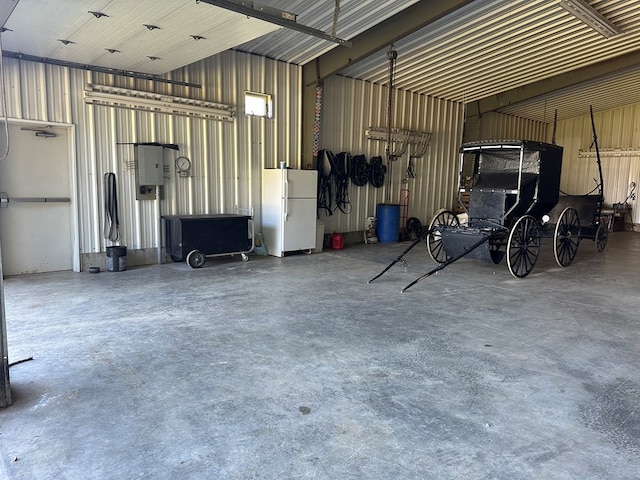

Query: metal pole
[589,105,605,224]
[385,48,398,204]
[157,193,162,265]
[0,238,12,407]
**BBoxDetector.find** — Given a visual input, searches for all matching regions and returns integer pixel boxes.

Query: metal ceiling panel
[497,64,640,122]
[0,0,19,27]
[235,0,421,65]
[3,0,639,123]
[2,0,280,75]
[339,0,640,105]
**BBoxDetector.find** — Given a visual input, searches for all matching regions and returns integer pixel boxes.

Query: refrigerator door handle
[283,172,289,221]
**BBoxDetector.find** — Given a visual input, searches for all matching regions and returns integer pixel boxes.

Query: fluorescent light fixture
[83,84,235,122]
[559,0,621,38]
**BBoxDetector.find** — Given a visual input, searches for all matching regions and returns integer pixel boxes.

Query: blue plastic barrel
[376,204,400,243]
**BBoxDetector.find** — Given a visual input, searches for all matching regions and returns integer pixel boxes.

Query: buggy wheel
[170,254,183,263]
[426,210,459,263]
[595,222,608,252]
[186,250,206,269]
[554,206,580,267]
[489,234,505,264]
[406,217,423,240]
[507,215,540,278]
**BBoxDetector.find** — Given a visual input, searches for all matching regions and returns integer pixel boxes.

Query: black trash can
[106,246,127,272]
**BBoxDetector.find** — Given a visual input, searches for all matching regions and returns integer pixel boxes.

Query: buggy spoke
[507,215,540,278]
[554,206,580,267]
[427,210,460,263]
[595,223,608,252]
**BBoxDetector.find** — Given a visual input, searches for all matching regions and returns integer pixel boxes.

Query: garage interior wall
[474,111,549,144]
[317,75,465,235]
[5,49,636,262]
[553,102,640,228]
[1,51,301,267]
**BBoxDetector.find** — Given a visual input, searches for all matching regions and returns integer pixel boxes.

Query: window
[244,91,273,118]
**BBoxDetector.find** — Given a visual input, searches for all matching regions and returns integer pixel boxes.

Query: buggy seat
[468,172,539,228]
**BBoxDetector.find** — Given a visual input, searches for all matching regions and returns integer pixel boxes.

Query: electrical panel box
[137,145,164,185]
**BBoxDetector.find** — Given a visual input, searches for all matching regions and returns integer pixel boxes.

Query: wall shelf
[365,127,432,159]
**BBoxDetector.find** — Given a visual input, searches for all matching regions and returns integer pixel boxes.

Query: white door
[0,124,73,275]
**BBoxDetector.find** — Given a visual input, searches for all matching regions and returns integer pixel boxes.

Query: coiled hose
[103,172,120,242]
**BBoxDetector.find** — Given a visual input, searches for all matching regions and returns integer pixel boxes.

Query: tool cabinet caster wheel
[186,250,206,268]
[241,253,249,262]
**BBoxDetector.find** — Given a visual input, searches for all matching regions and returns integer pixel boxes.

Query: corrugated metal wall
[317,75,465,235]
[1,51,301,263]
[475,112,549,143]
[13,43,627,264]
[554,102,640,226]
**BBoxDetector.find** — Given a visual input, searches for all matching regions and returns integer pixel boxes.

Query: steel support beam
[301,0,475,166]
[0,0,19,28]
[463,50,640,141]
[198,0,351,47]
[2,51,202,89]
[1,238,11,408]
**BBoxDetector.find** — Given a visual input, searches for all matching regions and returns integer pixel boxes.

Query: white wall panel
[1,51,301,265]
[317,75,464,235]
[554,102,640,226]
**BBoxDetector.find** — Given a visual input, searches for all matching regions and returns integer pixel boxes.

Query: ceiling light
[88,11,108,19]
[559,0,621,38]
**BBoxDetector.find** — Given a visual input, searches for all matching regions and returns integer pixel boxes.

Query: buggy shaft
[367,229,431,284]
[401,232,496,292]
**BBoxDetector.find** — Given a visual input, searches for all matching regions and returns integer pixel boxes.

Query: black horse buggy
[370,113,608,291]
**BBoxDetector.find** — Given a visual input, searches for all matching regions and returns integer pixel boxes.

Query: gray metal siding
[317,75,464,235]
[476,112,549,143]
[554,102,640,227]
[2,51,301,257]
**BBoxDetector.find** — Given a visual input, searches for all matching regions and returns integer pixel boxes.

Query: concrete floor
[1,232,640,479]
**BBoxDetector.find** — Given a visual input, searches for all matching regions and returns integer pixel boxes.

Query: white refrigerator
[262,168,318,257]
